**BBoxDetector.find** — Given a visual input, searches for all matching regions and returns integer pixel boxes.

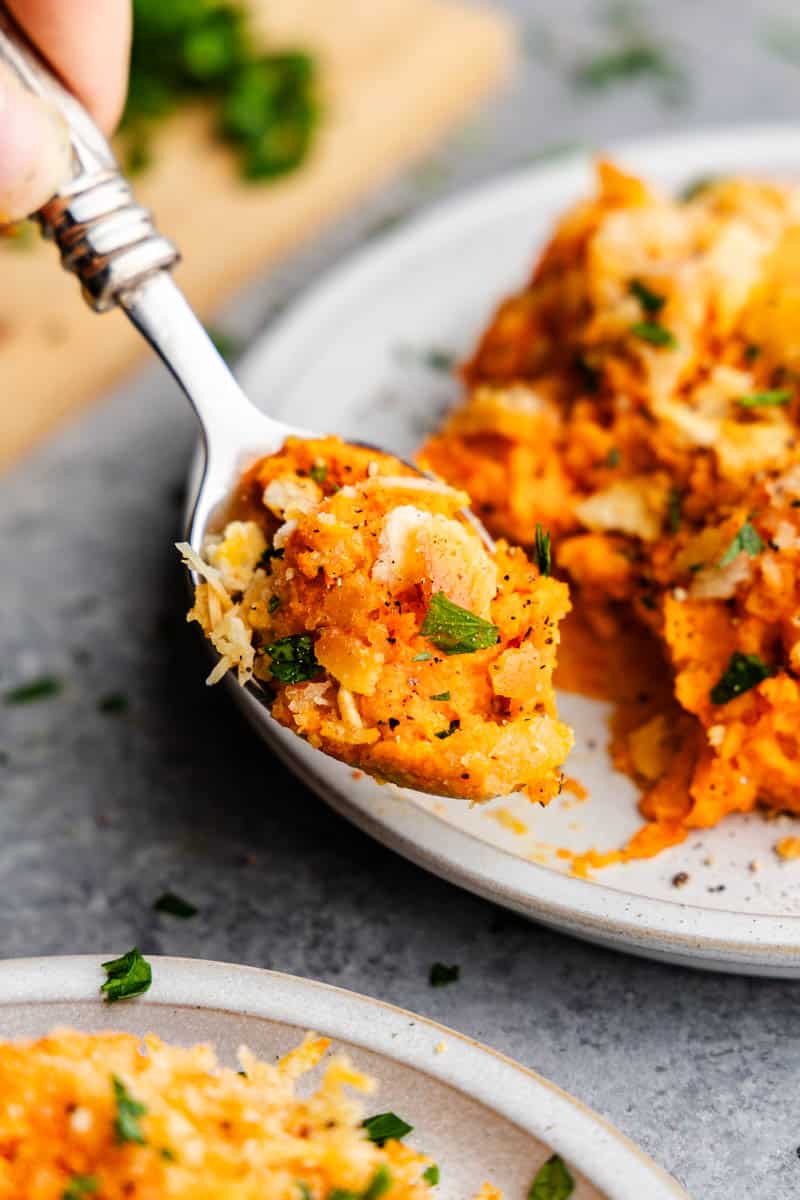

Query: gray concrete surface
[3,2,800,1196]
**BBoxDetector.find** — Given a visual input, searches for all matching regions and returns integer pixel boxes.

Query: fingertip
[0,64,71,220]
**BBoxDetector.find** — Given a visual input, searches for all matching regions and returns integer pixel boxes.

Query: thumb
[0,61,71,223]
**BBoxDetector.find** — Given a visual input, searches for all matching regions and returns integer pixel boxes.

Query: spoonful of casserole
[1,8,573,802]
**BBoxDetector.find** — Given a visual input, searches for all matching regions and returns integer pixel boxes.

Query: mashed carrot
[0,1030,437,1199]
[421,160,800,861]
[181,436,572,803]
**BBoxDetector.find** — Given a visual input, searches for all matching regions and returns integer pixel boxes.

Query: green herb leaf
[100,947,152,1004]
[630,321,677,348]
[363,1112,414,1145]
[743,343,761,364]
[574,43,681,98]
[309,461,328,484]
[4,675,63,704]
[528,1154,575,1199]
[668,487,682,534]
[268,594,281,614]
[296,1184,314,1200]
[629,278,665,315]
[737,389,792,408]
[412,651,433,662]
[430,691,451,701]
[434,719,460,740]
[422,1165,440,1186]
[362,1166,393,1200]
[111,1075,148,1145]
[718,521,764,566]
[153,891,197,919]
[429,962,460,987]
[98,691,129,715]
[62,1177,98,1200]
[421,593,499,656]
[260,546,285,569]
[710,652,772,706]
[680,175,717,202]
[266,634,319,683]
[605,447,621,468]
[534,524,552,576]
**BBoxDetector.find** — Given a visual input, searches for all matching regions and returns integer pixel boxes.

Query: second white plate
[212,124,800,976]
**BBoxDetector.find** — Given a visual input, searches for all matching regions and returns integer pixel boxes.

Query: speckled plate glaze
[199,125,800,977]
[0,956,683,1199]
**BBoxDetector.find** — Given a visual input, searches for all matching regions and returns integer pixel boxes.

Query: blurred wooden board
[0,0,515,468]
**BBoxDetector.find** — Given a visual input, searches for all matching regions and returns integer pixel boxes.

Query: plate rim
[0,954,685,1199]
[217,121,800,974]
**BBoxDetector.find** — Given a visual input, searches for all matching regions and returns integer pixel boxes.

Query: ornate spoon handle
[0,3,178,311]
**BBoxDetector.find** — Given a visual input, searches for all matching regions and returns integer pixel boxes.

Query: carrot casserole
[185,161,800,863]
[0,1029,501,1199]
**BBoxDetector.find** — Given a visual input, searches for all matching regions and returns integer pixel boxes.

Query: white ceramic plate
[207,124,800,976]
[0,955,684,1199]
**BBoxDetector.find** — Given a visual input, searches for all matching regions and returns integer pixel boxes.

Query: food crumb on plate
[775,836,800,860]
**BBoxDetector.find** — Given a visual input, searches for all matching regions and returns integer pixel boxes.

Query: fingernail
[0,64,71,222]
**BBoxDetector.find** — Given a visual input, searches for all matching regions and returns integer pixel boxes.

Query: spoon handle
[0,5,179,311]
[0,4,281,466]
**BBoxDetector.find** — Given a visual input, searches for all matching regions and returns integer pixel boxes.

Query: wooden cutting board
[0,0,514,469]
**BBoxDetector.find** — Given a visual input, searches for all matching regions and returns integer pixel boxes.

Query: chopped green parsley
[153,891,198,918]
[710,652,772,706]
[100,947,152,1004]
[737,389,792,408]
[628,278,666,315]
[362,1112,413,1146]
[362,1166,393,1200]
[268,594,281,614]
[423,1165,440,1186]
[111,1075,148,1145]
[429,962,460,986]
[266,634,319,683]
[4,675,63,704]
[421,593,499,656]
[62,1177,98,1200]
[534,524,552,577]
[309,461,328,484]
[430,691,451,701]
[718,521,764,566]
[412,651,433,662]
[630,321,677,348]
[528,1153,575,1199]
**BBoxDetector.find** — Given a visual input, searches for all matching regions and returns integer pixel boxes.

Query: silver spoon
[0,7,493,567]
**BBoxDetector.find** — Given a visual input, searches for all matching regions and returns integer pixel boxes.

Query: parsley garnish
[680,175,717,202]
[111,1075,148,1144]
[429,962,459,986]
[421,593,499,656]
[534,524,552,576]
[629,278,665,315]
[743,343,761,364]
[310,461,328,484]
[710,652,772,706]
[363,1112,413,1145]
[605,447,621,468]
[630,321,676,348]
[296,1185,313,1200]
[528,1154,575,1199]
[574,43,681,99]
[124,1,319,182]
[737,389,792,408]
[430,691,450,701]
[435,719,460,740]
[668,487,682,534]
[100,947,152,1003]
[153,891,197,918]
[423,1165,440,1186]
[98,691,129,715]
[4,675,63,704]
[62,1177,98,1200]
[259,546,285,569]
[268,594,281,614]
[412,651,433,662]
[718,521,764,566]
[266,634,319,683]
[362,1166,393,1200]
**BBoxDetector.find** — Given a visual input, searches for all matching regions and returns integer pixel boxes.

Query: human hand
[0,0,130,221]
